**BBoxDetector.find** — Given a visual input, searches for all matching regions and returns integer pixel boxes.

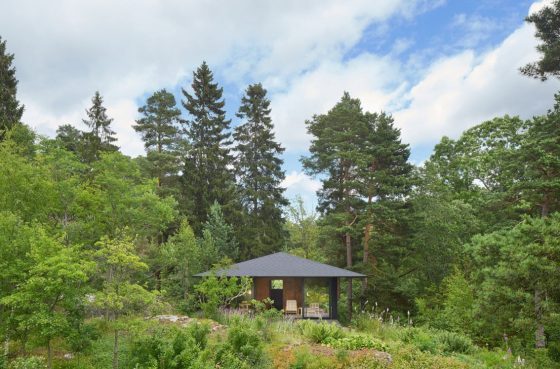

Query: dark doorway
[270,279,283,310]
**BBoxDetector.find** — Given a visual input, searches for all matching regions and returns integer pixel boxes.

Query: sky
[1,0,559,210]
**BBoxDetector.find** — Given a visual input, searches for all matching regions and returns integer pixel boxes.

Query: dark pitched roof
[195,252,365,278]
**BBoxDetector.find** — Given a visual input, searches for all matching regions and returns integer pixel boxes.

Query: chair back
[286,299,297,312]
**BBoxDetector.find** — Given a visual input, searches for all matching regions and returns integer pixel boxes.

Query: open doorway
[270,279,283,310]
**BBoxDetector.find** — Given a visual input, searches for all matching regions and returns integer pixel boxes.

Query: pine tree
[234,83,287,258]
[180,62,236,231]
[82,91,118,162]
[358,112,413,304]
[134,89,181,195]
[0,36,24,140]
[302,92,368,319]
[521,0,560,80]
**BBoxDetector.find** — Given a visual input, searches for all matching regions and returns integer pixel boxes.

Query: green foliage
[298,321,345,344]
[202,202,238,261]
[221,324,265,367]
[323,335,387,351]
[194,273,251,319]
[7,357,46,369]
[180,61,236,232]
[521,0,560,80]
[134,89,181,197]
[0,36,24,139]
[81,91,118,162]
[234,83,287,259]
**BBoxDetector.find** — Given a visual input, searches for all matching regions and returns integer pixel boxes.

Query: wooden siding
[253,277,304,311]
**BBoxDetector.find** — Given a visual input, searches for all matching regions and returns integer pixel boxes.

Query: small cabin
[196,252,365,319]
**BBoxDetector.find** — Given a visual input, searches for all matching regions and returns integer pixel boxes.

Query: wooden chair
[285,300,302,316]
[308,303,321,317]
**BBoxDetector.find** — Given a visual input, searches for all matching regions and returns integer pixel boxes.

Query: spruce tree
[234,83,287,258]
[134,89,181,195]
[82,91,118,162]
[180,62,236,231]
[202,201,238,261]
[0,36,24,140]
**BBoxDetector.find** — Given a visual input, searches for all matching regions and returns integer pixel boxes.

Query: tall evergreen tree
[201,201,238,262]
[302,92,368,319]
[0,36,24,140]
[180,62,236,231]
[134,89,181,195]
[358,112,413,300]
[82,91,118,162]
[234,83,287,258]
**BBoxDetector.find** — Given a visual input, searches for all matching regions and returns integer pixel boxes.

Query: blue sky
[1,0,559,209]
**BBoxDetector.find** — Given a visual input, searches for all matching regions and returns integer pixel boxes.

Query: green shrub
[224,324,265,366]
[436,330,475,354]
[298,321,345,344]
[323,334,387,351]
[351,313,381,334]
[549,341,560,363]
[8,357,46,369]
[185,322,210,349]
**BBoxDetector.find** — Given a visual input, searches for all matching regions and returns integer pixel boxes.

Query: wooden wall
[253,277,304,311]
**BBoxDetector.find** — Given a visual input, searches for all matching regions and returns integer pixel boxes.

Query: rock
[371,351,392,364]
[153,315,191,324]
[63,353,74,360]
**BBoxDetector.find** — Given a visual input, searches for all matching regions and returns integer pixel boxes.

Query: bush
[185,322,210,349]
[351,313,382,334]
[8,357,46,369]
[549,341,560,363]
[224,324,265,366]
[436,331,475,354]
[323,334,387,351]
[298,321,345,344]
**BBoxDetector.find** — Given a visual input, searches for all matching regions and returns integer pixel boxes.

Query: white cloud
[270,2,560,152]
[394,22,560,146]
[282,171,322,210]
[1,0,424,156]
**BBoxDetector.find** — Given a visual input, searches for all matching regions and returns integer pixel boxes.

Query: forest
[0,2,559,369]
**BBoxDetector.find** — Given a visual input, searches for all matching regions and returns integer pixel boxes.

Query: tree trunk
[361,222,372,309]
[345,232,353,320]
[112,329,119,369]
[535,289,546,348]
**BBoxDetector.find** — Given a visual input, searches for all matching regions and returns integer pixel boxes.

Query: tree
[516,93,560,348]
[285,196,323,262]
[1,226,93,369]
[302,92,368,318]
[0,36,24,140]
[160,219,203,303]
[521,0,560,80]
[357,112,413,300]
[134,89,181,195]
[202,201,238,262]
[518,93,560,219]
[94,231,156,369]
[82,91,118,162]
[468,214,560,348]
[234,83,287,258]
[55,124,84,156]
[180,62,236,231]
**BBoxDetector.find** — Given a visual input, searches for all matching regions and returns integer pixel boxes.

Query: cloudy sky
[2,0,559,208]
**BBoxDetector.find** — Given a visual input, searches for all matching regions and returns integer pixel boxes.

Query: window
[271,279,283,289]
[304,278,330,318]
